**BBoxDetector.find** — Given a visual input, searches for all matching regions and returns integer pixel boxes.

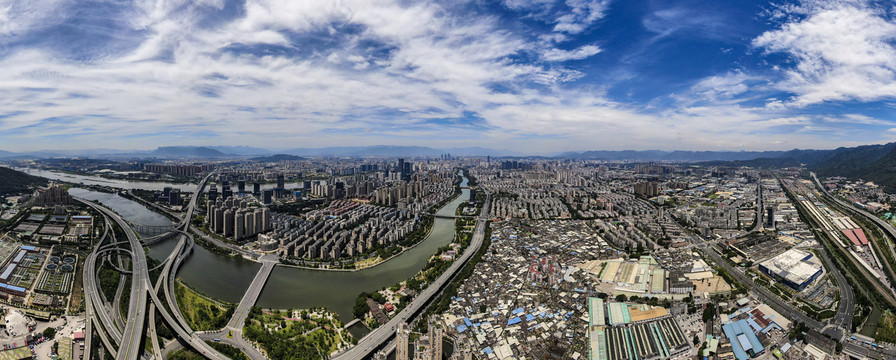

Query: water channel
[20,168,321,194]
[66,174,469,322]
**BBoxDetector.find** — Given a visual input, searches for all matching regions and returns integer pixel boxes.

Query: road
[844,339,896,359]
[332,193,491,360]
[227,255,277,331]
[812,173,896,300]
[698,243,823,329]
[99,205,149,360]
[80,210,121,359]
[77,202,124,340]
[111,255,127,328]
[79,172,231,359]
[189,225,258,258]
[785,176,896,309]
[195,255,277,360]
[145,173,233,359]
[813,245,854,337]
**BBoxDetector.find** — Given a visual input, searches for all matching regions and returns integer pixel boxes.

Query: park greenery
[243,307,353,359]
[174,281,235,331]
[97,267,121,301]
[207,341,249,360]
[875,310,896,344]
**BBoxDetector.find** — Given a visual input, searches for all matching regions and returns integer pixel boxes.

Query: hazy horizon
[5,142,894,158]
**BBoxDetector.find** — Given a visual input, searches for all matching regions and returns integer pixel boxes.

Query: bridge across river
[426,213,474,219]
[227,255,278,331]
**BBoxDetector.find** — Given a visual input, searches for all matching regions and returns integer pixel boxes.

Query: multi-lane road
[333,193,490,360]
[698,242,824,330]
[85,199,148,360]
[79,172,233,360]
[227,256,277,332]
[197,255,277,360]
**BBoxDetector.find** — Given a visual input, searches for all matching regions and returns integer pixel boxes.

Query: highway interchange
[77,175,492,360]
[68,170,896,360]
[80,173,234,360]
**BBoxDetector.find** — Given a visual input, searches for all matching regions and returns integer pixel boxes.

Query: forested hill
[700,142,896,191]
[0,167,47,196]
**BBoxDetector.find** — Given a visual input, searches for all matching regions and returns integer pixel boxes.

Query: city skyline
[3,0,896,152]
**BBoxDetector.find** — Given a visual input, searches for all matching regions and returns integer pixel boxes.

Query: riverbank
[277,214,439,273]
[174,280,235,331]
[276,190,461,273]
[350,196,486,324]
[68,173,473,321]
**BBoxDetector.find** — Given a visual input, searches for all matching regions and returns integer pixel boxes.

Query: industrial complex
[757,249,823,291]
[588,298,689,360]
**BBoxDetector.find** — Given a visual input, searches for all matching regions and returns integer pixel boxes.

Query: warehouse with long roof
[757,248,822,291]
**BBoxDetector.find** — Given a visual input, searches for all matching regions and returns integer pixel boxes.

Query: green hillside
[0,167,47,196]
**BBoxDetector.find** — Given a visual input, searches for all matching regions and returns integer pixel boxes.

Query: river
[69,176,469,321]
[19,168,324,194]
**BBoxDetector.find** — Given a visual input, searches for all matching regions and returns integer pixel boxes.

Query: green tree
[702,303,716,323]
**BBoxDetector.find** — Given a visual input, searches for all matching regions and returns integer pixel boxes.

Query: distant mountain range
[696,142,896,191]
[280,145,520,157]
[557,149,818,162]
[0,145,521,159]
[249,154,305,162]
[150,146,230,158]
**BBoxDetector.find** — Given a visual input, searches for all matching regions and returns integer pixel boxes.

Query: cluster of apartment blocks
[143,163,214,177]
[395,316,447,360]
[263,204,424,260]
[373,179,431,206]
[206,197,272,240]
[34,185,74,207]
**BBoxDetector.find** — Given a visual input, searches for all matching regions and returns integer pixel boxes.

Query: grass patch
[97,267,120,301]
[875,309,896,343]
[174,280,234,331]
[861,306,883,337]
[206,341,249,360]
[167,348,205,360]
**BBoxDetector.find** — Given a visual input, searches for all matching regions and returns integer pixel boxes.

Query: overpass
[142,230,179,245]
[196,255,278,360]
[427,213,474,220]
[79,172,234,360]
[127,221,176,235]
[332,193,491,360]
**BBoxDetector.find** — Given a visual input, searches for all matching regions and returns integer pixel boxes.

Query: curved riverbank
[68,174,472,320]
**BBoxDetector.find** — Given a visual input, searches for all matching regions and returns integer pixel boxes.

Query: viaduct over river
[68,170,478,359]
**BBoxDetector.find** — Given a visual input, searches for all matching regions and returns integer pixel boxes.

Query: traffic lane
[702,247,822,328]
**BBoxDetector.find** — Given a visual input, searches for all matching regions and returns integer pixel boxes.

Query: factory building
[757,249,822,291]
[721,320,766,360]
[589,299,689,360]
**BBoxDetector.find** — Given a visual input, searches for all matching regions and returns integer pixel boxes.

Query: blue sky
[2,0,896,153]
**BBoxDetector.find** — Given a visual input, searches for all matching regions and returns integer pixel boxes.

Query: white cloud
[0,0,70,35]
[754,1,896,106]
[553,0,609,33]
[688,72,759,100]
[1,0,894,153]
[541,44,601,61]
